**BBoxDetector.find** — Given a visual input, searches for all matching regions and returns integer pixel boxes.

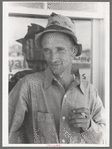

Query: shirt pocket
[37,112,59,144]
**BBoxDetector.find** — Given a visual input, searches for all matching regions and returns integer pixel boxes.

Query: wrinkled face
[41,32,76,75]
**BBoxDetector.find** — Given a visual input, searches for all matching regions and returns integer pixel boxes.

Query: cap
[35,12,82,56]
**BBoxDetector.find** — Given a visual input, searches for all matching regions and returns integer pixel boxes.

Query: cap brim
[35,28,77,43]
[35,29,82,56]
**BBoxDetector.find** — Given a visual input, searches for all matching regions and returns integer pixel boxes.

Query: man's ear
[71,45,78,57]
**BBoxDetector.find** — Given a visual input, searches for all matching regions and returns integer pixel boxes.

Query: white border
[2,1,110,147]
[104,3,110,146]
[3,2,9,146]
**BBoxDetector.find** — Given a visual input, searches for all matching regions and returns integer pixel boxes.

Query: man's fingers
[69,118,89,124]
[69,108,91,130]
[69,113,85,119]
[69,113,91,120]
[69,120,88,128]
[72,107,90,115]
[73,123,88,128]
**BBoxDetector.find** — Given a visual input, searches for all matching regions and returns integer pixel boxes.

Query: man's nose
[50,52,58,63]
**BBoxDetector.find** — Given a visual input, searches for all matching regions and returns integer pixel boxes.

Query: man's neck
[54,65,74,90]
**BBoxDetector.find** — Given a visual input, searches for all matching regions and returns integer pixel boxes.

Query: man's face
[41,32,76,75]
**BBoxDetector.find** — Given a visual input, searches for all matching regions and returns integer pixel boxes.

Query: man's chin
[50,67,64,76]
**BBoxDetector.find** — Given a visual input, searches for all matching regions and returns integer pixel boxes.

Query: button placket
[59,93,68,144]
[62,139,65,143]
[62,116,66,121]
[59,80,80,144]
[64,94,67,98]
[60,88,75,144]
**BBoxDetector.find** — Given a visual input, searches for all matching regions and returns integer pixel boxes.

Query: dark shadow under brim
[35,29,82,56]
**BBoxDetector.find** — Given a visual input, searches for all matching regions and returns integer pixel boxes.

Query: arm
[81,86,106,144]
[9,77,29,143]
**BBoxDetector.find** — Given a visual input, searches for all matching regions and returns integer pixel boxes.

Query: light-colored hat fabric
[35,13,82,56]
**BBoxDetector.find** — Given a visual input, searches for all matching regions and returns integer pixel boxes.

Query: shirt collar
[44,67,85,95]
[78,77,86,95]
[72,73,85,95]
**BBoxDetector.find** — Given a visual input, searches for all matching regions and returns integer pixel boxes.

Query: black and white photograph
[3,1,110,147]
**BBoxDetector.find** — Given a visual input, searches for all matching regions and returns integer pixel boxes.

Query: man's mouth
[49,64,62,69]
[51,64,59,66]
[50,63,61,67]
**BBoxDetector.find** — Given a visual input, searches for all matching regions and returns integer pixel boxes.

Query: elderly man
[9,13,106,144]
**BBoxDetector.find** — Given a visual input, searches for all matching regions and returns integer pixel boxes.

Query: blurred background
[6,2,109,106]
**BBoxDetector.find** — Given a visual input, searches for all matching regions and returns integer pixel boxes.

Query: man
[9,13,106,144]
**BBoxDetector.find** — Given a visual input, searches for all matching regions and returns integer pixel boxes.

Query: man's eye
[43,48,50,53]
[57,47,65,52]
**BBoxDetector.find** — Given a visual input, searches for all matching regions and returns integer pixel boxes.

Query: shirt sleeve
[80,85,106,144]
[9,77,29,143]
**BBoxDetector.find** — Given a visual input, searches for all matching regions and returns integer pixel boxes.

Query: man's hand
[69,107,91,131]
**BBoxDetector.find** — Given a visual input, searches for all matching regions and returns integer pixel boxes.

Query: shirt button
[62,139,65,143]
[62,116,66,120]
[64,95,67,98]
